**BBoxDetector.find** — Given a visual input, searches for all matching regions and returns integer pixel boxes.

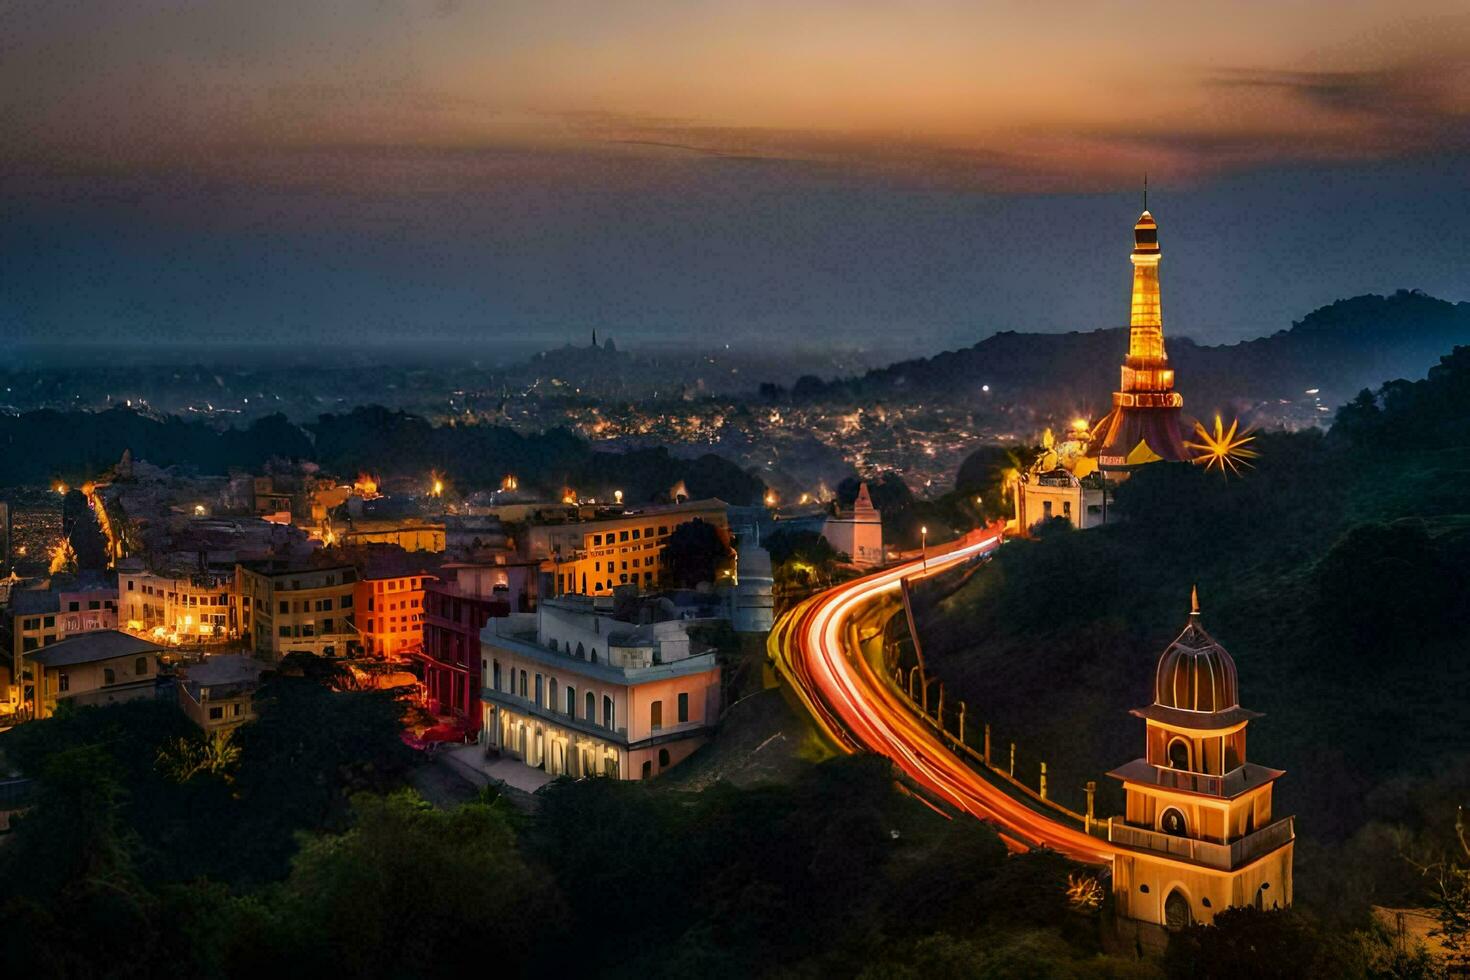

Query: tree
[659,518,731,588]
[274,792,558,978]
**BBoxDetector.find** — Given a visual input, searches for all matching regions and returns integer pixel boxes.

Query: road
[769,530,1117,865]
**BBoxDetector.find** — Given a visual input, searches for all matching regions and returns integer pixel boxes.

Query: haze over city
[4,1,1470,351]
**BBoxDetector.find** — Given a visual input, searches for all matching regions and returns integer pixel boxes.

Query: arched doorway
[1160,807,1188,837]
[1164,889,1192,931]
[1167,737,1191,770]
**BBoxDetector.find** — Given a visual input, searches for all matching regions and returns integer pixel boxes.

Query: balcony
[1109,816,1293,870]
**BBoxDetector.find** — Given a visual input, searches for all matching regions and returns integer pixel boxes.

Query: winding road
[768,529,1117,865]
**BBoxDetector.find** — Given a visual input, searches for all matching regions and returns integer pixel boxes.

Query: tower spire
[1190,584,1200,623]
[1143,172,1148,212]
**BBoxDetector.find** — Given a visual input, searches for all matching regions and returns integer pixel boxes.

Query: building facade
[30,630,163,719]
[525,499,729,597]
[479,597,721,780]
[118,562,237,644]
[3,576,118,721]
[418,559,539,733]
[1107,590,1294,930]
[236,562,358,662]
[178,654,263,733]
[356,565,438,659]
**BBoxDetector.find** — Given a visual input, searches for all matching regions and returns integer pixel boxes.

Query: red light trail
[770,531,1116,865]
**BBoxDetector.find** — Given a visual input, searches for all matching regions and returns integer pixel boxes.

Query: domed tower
[1107,588,1294,932]
[1091,209,1191,473]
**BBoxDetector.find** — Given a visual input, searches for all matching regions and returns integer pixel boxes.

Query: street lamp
[920,525,928,570]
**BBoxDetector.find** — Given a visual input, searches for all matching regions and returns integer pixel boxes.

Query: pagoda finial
[1190,584,1201,622]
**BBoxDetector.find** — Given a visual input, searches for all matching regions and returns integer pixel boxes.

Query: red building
[419,560,540,732]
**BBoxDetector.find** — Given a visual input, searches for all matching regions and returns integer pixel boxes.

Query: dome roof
[1152,588,1238,713]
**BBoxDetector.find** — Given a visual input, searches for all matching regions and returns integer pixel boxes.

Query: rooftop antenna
[1143,172,1148,212]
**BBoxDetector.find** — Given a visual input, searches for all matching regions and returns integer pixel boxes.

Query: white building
[479,596,721,780]
[823,482,884,567]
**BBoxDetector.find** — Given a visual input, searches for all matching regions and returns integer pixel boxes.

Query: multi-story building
[355,558,441,659]
[418,558,540,733]
[1107,589,1294,932]
[118,560,237,645]
[29,630,163,719]
[524,499,728,597]
[479,596,721,780]
[236,562,358,662]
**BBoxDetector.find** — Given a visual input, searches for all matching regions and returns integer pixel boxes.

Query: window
[585,691,595,722]
[209,706,224,720]
[678,692,689,723]
[341,594,353,608]
[1167,737,1191,771]
[650,700,663,731]
[279,625,291,637]
[534,673,543,706]
[631,528,640,540]
[619,531,629,542]
[278,601,289,614]
[57,671,69,693]
[658,748,670,769]
[103,668,116,685]
[68,601,79,611]
[549,678,558,711]
[1160,807,1187,837]
[603,695,615,730]
[127,580,136,591]
[593,534,602,546]
[565,686,576,717]
[519,670,528,698]
[135,657,148,676]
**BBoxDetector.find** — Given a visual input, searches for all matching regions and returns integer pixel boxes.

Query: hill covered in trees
[912,344,1470,930]
[786,291,1470,417]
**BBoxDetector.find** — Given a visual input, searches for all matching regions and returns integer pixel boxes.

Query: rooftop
[29,630,165,668]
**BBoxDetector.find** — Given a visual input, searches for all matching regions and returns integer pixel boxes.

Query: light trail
[771,531,1117,865]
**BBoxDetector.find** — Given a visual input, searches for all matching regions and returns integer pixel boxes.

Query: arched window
[575,642,585,659]
[641,761,652,779]
[549,678,559,712]
[590,648,598,663]
[1164,889,1192,932]
[586,691,595,722]
[1167,737,1191,770]
[603,695,615,730]
[1161,807,1187,837]
[658,748,670,769]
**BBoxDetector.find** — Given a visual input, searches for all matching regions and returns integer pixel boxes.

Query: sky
[3,1,1469,354]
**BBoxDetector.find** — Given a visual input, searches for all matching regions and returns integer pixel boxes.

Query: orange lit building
[118,562,237,645]
[355,560,441,659]
[1090,209,1192,472]
[524,498,729,596]
[1107,590,1294,931]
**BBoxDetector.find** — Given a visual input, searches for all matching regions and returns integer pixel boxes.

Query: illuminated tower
[1091,210,1190,472]
[1107,589,1294,932]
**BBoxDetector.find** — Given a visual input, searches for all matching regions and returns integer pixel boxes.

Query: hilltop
[789,290,1470,418]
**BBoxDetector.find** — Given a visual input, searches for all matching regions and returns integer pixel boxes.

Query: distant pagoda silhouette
[1090,209,1191,473]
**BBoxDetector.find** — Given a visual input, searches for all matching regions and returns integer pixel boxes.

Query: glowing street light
[614,489,623,505]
